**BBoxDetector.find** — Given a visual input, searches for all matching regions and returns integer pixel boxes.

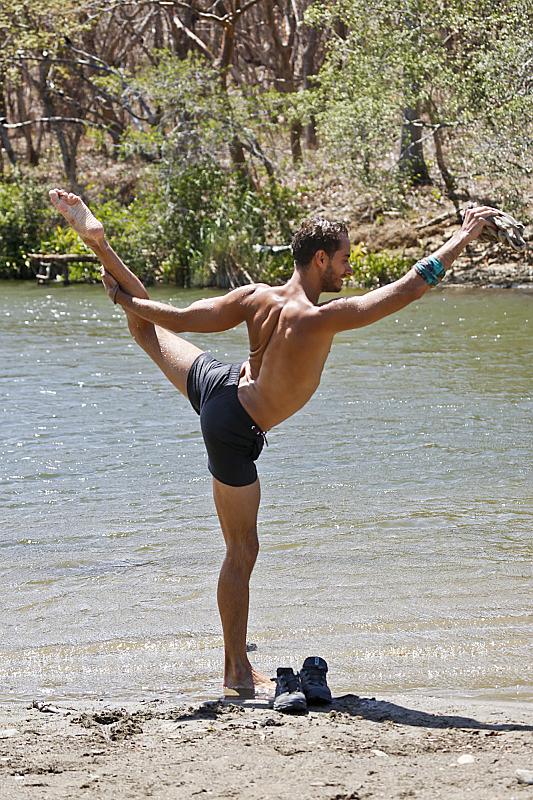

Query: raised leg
[49,188,203,395]
[212,477,273,698]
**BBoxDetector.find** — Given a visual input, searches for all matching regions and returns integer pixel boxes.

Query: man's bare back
[236,282,336,431]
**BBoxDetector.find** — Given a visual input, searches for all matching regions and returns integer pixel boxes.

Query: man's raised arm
[319,205,499,333]
[107,282,256,333]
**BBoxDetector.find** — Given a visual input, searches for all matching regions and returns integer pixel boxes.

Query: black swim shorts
[186,352,266,487]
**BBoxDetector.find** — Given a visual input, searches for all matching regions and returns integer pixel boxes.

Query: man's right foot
[272,668,307,713]
[299,656,332,705]
[49,189,104,246]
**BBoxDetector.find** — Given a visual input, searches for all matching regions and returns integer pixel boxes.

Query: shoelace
[302,667,327,686]
[279,673,299,694]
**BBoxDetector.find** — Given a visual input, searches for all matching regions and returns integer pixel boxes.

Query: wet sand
[1,694,532,799]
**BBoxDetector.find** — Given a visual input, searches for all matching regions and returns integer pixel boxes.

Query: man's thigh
[134,323,204,398]
[212,478,261,546]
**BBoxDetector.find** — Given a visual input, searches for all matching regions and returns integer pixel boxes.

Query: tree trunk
[290,120,303,163]
[218,14,253,182]
[433,125,459,209]
[302,24,319,150]
[17,84,39,165]
[0,117,17,167]
[399,106,431,186]
[0,74,17,167]
[39,55,83,192]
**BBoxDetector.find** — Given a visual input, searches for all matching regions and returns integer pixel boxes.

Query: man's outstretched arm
[108,282,256,333]
[319,205,499,333]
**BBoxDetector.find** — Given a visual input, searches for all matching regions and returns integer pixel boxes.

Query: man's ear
[314,249,328,269]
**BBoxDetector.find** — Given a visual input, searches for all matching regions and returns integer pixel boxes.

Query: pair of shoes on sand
[273,656,332,713]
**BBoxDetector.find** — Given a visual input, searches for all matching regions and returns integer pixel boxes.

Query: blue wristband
[414,256,445,286]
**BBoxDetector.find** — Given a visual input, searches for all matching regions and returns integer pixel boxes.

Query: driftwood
[28,253,98,263]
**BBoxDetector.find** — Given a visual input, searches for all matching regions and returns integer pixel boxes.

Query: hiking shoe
[272,667,307,713]
[299,656,332,705]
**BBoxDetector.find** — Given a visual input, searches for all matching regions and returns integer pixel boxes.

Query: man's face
[320,236,352,293]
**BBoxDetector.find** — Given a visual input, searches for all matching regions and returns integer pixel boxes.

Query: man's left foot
[49,189,104,246]
[223,667,275,700]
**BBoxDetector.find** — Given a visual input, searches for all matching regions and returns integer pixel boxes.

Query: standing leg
[212,477,273,698]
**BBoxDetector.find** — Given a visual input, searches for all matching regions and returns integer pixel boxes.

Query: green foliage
[135,163,297,287]
[0,0,87,82]
[39,160,298,287]
[41,224,88,256]
[308,0,533,201]
[349,243,411,288]
[40,225,101,282]
[110,54,299,286]
[256,250,294,285]
[0,176,52,278]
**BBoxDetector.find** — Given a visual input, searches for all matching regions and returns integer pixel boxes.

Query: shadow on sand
[206,693,533,732]
[330,694,533,732]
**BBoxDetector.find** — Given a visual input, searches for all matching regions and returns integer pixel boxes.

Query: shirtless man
[49,188,498,697]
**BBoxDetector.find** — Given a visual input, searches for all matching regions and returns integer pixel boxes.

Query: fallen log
[28,253,98,263]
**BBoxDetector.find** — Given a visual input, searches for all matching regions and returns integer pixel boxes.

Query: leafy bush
[0,176,52,278]
[256,249,294,285]
[156,167,298,287]
[38,223,100,282]
[38,165,298,287]
[2,55,299,286]
[113,53,299,286]
[349,242,410,288]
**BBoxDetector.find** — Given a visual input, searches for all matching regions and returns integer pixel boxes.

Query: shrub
[0,175,52,278]
[349,242,410,288]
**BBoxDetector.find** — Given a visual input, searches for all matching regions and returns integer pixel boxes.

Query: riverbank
[310,178,532,289]
[351,212,532,289]
[1,693,532,799]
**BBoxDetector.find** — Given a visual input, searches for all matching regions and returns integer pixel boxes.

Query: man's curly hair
[291,217,349,268]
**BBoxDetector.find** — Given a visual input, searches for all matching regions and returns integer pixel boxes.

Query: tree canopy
[0,0,531,284]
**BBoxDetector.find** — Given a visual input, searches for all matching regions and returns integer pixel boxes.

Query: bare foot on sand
[49,189,104,247]
[224,667,274,700]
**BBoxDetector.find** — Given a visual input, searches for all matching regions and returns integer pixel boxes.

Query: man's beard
[321,263,343,293]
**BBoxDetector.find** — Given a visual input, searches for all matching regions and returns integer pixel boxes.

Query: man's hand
[461,204,527,251]
[101,269,121,304]
[459,205,502,245]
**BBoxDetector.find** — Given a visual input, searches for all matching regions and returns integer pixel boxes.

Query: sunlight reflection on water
[1,283,531,702]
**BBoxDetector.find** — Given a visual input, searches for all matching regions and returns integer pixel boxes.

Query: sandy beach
[1,693,532,799]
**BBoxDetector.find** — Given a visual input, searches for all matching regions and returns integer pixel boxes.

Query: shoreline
[2,682,532,710]
[1,691,532,799]
[1,255,532,292]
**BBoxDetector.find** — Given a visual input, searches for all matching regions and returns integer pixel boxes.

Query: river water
[1,282,531,705]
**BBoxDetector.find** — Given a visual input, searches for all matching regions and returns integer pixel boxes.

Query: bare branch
[28,253,98,263]
[172,14,216,60]
[18,55,113,74]
[236,0,263,17]
[2,116,109,130]
[174,2,228,23]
